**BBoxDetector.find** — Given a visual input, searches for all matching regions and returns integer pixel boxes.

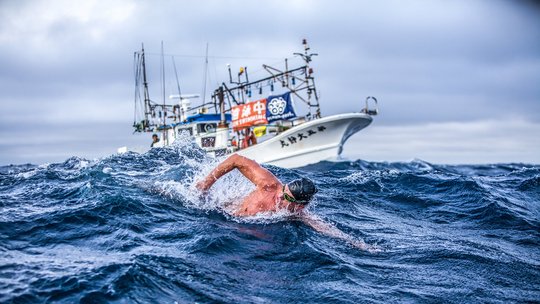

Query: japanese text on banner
[231,99,268,130]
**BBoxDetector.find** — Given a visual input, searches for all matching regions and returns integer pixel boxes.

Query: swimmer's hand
[351,239,382,253]
[301,213,380,253]
[195,180,206,191]
[195,177,213,192]
[351,239,369,250]
[194,180,211,202]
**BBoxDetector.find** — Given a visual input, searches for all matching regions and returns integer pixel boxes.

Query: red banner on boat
[231,99,268,130]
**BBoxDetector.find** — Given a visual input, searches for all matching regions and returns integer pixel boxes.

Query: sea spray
[1,142,538,302]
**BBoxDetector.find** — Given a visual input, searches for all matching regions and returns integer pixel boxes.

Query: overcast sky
[1,0,539,165]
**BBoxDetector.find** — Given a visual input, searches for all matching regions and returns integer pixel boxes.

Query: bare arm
[300,213,377,252]
[196,154,280,191]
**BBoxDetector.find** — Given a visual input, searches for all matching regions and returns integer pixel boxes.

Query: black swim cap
[287,178,317,204]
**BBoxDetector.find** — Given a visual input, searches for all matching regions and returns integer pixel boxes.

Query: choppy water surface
[1,142,539,303]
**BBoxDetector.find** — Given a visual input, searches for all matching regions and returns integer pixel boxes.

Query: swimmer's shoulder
[260,181,281,192]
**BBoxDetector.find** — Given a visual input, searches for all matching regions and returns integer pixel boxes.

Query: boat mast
[294,39,320,118]
[141,44,151,128]
[201,43,209,104]
[218,86,227,128]
[160,41,167,143]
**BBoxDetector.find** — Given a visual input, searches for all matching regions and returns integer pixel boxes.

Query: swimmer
[196,154,374,251]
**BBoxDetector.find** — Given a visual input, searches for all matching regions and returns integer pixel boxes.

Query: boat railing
[361,96,378,116]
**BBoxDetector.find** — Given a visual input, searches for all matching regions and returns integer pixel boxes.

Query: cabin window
[177,128,193,136]
[215,148,227,156]
[201,137,216,147]
[197,123,217,134]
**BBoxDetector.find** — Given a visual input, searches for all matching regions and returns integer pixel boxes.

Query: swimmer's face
[281,185,307,212]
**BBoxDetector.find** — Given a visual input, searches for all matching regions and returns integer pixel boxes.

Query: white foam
[154,160,304,223]
[141,134,309,223]
[16,169,38,179]
[341,169,399,184]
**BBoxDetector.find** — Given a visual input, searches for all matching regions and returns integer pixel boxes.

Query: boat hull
[237,113,372,168]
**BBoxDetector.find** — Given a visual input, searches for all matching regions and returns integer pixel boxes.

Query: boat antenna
[201,43,209,104]
[160,41,166,142]
[294,38,320,118]
[172,56,182,102]
[133,52,141,128]
[172,56,182,121]
[141,43,151,130]
[293,38,318,63]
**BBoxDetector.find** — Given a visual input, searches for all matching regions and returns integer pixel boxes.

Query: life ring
[204,124,215,133]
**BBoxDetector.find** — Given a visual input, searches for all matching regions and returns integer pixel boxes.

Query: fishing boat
[125,40,378,168]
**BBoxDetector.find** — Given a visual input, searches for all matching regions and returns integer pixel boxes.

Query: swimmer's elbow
[227,154,242,162]
[229,154,254,167]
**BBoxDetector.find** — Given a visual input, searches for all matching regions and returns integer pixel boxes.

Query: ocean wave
[1,146,539,302]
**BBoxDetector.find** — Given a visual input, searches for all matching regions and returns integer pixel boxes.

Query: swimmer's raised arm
[196,154,280,191]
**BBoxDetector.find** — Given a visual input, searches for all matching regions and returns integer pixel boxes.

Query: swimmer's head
[285,178,317,205]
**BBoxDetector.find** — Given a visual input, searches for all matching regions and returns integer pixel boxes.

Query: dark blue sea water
[1,142,539,303]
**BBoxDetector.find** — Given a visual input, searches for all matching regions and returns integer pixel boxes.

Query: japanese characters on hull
[279,125,326,148]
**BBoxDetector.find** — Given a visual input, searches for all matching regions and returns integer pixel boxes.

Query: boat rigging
[127,39,379,168]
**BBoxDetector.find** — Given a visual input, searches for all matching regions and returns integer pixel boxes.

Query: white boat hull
[237,113,372,168]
